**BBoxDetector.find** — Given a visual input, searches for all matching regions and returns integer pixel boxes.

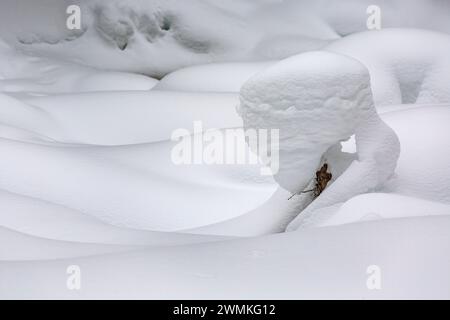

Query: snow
[1,0,450,300]
[238,51,371,193]
[238,51,400,231]
[21,91,242,145]
[309,193,450,228]
[1,0,336,77]
[0,136,276,231]
[326,29,450,106]
[382,105,450,204]
[282,103,450,230]
[2,216,450,299]
[155,62,276,93]
[185,187,299,237]
[0,189,229,247]
[0,40,158,94]
[4,0,450,77]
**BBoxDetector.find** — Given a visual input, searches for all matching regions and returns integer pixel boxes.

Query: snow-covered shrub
[238,51,400,230]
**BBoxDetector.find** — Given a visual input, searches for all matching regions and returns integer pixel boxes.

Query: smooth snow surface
[311,193,450,228]
[2,216,450,299]
[155,62,276,93]
[22,91,242,145]
[382,105,450,204]
[0,132,276,231]
[0,40,158,94]
[326,29,450,106]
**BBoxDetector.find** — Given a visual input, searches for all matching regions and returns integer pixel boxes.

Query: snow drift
[2,216,450,299]
[155,61,276,93]
[1,0,450,300]
[4,0,450,77]
[326,29,450,106]
[0,40,157,94]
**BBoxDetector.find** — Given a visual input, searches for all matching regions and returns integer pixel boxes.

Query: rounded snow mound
[238,51,373,193]
[326,29,450,106]
[382,104,450,204]
[155,61,276,93]
[0,40,158,94]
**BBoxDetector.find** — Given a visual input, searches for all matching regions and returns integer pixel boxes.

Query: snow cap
[238,51,374,192]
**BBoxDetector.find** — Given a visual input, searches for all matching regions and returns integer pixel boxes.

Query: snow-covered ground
[1,0,449,300]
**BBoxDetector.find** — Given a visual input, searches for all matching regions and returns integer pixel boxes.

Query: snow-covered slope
[2,216,450,299]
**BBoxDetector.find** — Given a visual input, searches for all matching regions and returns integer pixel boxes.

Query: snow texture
[238,51,400,231]
[1,0,450,300]
[4,0,450,77]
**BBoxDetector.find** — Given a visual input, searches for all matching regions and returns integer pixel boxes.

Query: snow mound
[281,103,450,229]
[155,62,276,93]
[382,104,450,204]
[4,0,333,77]
[0,0,449,300]
[0,85,275,234]
[24,91,242,145]
[239,51,368,192]
[239,50,399,191]
[0,40,157,94]
[0,135,276,231]
[238,51,400,231]
[304,193,450,228]
[326,29,450,106]
[0,189,229,250]
[185,187,300,237]
[0,93,61,143]
[3,1,450,77]
[0,226,141,261]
